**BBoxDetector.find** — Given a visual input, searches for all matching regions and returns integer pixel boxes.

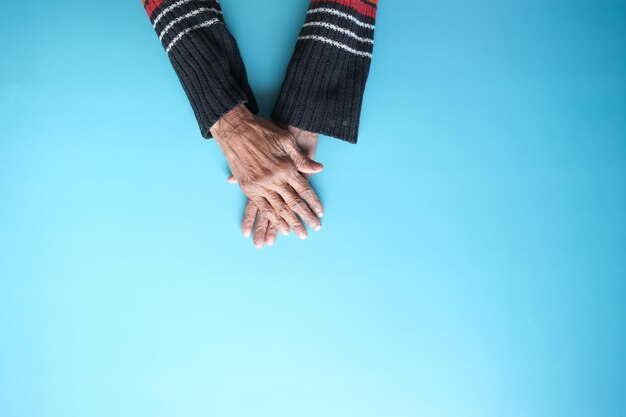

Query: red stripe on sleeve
[311,0,377,19]
[145,0,166,18]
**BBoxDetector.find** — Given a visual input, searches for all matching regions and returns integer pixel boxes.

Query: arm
[142,0,325,236]
[272,0,378,144]
[141,0,258,137]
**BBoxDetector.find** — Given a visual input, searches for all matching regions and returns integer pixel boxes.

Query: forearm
[142,0,257,137]
[272,0,378,144]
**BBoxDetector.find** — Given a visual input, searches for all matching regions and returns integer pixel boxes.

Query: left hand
[228,126,321,248]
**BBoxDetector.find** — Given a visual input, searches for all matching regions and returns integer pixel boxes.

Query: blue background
[1,0,625,416]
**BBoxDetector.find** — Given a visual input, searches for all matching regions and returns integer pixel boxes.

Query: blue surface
[1,0,625,416]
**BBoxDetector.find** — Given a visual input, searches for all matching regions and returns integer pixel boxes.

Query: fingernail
[317,211,324,218]
[314,224,321,231]
[266,239,275,246]
[243,230,251,238]
[298,233,307,240]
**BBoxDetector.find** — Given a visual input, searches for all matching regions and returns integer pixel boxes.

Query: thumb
[226,174,237,184]
[284,139,323,174]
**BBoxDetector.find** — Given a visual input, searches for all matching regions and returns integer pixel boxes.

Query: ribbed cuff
[271,0,377,144]
[145,0,258,138]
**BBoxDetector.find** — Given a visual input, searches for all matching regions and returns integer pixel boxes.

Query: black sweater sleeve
[142,0,257,138]
[272,0,378,144]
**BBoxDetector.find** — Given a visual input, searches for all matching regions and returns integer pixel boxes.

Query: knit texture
[272,0,378,143]
[143,0,257,138]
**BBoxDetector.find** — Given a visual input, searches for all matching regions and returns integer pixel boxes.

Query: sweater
[142,0,377,143]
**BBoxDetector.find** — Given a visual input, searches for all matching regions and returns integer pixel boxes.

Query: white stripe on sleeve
[303,21,373,43]
[297,35,372,58]
[307,8,375,30]
[159,8,220,41]
[166,18,222,53]
[152,0,222,28]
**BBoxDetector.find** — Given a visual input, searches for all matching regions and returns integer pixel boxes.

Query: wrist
[210,104,255,141]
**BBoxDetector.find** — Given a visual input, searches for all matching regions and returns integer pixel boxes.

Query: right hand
[227,126,321,248]
[210,105,324,239]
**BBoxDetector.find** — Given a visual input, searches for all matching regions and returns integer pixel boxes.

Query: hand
[227,126,321,248]
[210,105,324,241]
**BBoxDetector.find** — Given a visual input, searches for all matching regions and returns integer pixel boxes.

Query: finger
[227,175,237,184]
[265,226,278,246]
[241,200,257,238]
[289,174,324,218]
[282,138,324,174]
[252,196,290,236]
[253,217,269,249]
[267,191,308,240]
[281,185,321,232]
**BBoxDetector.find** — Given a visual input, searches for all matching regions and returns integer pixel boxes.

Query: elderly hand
[228,126,321,248]
[210,105,324,241]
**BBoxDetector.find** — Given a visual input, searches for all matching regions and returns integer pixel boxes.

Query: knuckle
[242,169,275,188]
[301,188,315,199]
[288,198,305,210]
[287,171,302,182]
[260,208,274,218]
[296,201,309,212]
[270,162,293,182]
[277,158,292,171]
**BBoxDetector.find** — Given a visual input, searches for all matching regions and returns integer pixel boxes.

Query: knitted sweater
[142,0,377,143]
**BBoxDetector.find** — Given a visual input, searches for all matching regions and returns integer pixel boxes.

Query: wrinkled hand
[227,126,320,248]
[210,105,324,242]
